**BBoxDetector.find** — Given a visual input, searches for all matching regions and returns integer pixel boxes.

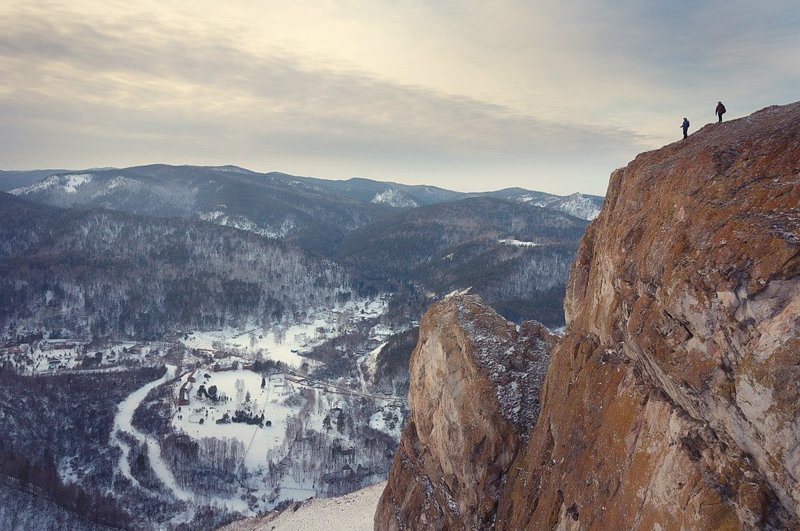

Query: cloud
[0,3,646,193]
[1,1,797,194]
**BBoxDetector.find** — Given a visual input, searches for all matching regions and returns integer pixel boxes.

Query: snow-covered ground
[179,296,389,367]
[220,481,386,531]
[112,365,192,499]
[0,339,164,374]
[170,363,399,511]
[112,365,250,518]
[173,370,297,472]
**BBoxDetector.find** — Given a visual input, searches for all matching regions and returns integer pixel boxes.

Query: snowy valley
[1,295,407,528]
[0,166,594,529]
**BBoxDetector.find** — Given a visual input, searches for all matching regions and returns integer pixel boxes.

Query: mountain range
[3,165,601,327]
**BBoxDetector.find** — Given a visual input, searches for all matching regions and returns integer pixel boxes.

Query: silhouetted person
[681,117,690,139]
[715,101,726,122]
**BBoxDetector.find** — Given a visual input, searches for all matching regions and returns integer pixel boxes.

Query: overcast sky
[1,1,798,195]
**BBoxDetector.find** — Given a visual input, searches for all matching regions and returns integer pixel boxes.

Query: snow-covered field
[173,370,296,472]
[179,296,390,367]
[167,362,400,514]
[1,296,390,375]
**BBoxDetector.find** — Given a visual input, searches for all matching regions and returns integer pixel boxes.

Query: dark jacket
[716,103,726,116]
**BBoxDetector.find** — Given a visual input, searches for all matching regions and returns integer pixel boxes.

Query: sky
[1,1,798,195]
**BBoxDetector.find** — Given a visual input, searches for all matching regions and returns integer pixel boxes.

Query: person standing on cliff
[715,101,726,122]
[681,117,690,139]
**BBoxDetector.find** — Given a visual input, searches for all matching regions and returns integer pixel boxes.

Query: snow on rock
[220,481,386,531]
[455,296,556,435]
[443,286,471,298]
[361,341,387,383]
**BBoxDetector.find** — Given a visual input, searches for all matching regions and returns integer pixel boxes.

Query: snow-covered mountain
[0,169,69,191]
[481,187,604,220]
[518,191,603,220]
[8,165,385,256]
[8,165,603,225]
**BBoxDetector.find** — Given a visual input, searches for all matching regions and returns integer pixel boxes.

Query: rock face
[497,103,800,529]
[375,295,554,529]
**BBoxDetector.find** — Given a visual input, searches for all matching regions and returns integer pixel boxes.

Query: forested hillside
[338,197,586,325]
[0,193,351,339]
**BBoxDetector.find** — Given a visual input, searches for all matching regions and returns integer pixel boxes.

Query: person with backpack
[681,117,690,139]
[716,101,726,122]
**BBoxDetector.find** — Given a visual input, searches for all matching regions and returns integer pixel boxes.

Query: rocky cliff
[380,102,800,530]
[499,103,800,529]
[375,295,555,529]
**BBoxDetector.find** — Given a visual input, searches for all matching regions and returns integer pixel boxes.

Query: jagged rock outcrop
[375,295,555,529]
[496,103,800,529]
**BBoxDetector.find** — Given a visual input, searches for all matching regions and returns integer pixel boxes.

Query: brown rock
[375,295,554,530]
[497,102,800,529]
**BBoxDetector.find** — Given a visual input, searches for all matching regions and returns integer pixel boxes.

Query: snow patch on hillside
[557,193,602,220]
[197,210,295,238]
[10,174,95,195]
[370,189,418,208]
[499,238,540,247]
[106,175,128,191]
[517,192,602,220]
[10,175,59,195]
[62,174,93,193]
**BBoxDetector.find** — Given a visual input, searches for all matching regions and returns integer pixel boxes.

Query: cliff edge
[497,103,800,529]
